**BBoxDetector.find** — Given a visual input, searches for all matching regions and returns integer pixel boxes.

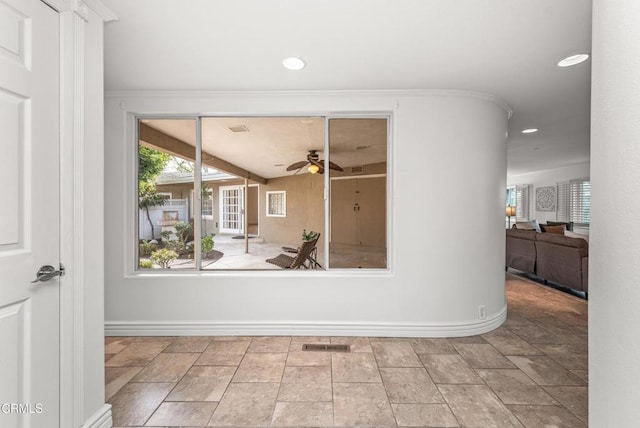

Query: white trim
[105,305,506,338]
[81,404,112,428]
[265,190,286,217]
[330,173,387,181]
[104,89,512,118]
[59,9,86,428]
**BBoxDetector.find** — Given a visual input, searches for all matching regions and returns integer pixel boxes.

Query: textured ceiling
[104,0,592,175]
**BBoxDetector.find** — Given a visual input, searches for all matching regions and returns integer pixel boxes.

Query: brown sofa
[506,229,588,293]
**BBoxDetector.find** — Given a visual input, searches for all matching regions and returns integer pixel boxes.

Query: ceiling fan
[286,150,343,174]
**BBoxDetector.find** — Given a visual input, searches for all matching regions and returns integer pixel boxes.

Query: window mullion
[194,117,203,270]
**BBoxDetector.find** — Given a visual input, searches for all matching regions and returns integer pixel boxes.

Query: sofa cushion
[536,232,588,256]
[546,220,574,232]
[514,221,536,230]
[506,229,537,273]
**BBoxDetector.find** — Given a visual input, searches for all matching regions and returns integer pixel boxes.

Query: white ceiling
[103,0,592,176]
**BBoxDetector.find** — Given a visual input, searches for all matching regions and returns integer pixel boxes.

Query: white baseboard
[81,404,112,428]
[105,306,507,338]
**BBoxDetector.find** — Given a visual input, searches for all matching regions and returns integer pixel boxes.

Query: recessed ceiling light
[522,128,538,134]
[282,57,305,71]
[558,54,589,67]
[274,164,283,167]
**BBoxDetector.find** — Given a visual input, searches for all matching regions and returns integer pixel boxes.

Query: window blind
[557,179,590,225]
[515,184,530,221]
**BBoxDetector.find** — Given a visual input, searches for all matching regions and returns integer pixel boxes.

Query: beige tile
[536,343,589,371]
[372,341,422,367]
[195,350,245,366]
[105,337,134,354]
[107,382,174,427]
[507,356,585,386]
[507,323,558,344]
[206,340,250,353]
[105,354,115,363]
[508,404,587,428]
[105,367,143,400]
[332,352,381,383]
[166,366,235,401]
[438,384,524,428]
[409,338,456,354]
[212,335,254,341]
[282,365,331,383]
[331,336,373,353]
[419,354,483,384]
[476,369,558,405]
[449,335,488,344]
[105,341,171,367]
[277,366,333,402]
[391,403,459,427]
[570,369,589,383]
[208,382,279,426]
[333,383,395,426]
[247,336,291,352]
[232,352,287,382]
[271,402,333,427]
[131,353,199,382]
[163,336,212,353]
[481,329,541,355]
[286,350,332,366]
[278,381,333,402]
[544,386,588,423]
[453,343,516,369]
[145,401,217,427]
[380,367,443,404]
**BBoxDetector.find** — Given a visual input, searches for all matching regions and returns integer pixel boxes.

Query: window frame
[265,190,287,218]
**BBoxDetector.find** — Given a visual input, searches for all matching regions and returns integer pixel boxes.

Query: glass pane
[137,118,196,270]
[329,118,388,269]
[200,117,325,270]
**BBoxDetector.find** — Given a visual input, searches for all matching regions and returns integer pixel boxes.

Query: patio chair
[266,233,321,269]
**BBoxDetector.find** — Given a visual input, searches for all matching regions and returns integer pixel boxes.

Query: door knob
[31,264,65,283]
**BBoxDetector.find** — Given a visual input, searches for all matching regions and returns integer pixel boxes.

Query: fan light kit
[282,57,305,70]
[557,54,589,67]
[286,150,343,175]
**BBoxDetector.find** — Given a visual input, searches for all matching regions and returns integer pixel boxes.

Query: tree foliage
[139,146,171,182]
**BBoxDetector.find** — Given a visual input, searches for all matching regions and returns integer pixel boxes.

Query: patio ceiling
[141,117,387,180]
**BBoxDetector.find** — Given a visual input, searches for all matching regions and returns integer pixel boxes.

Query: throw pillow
[530,219,542,233]
[514,221,536,230]
[542,224,565,234]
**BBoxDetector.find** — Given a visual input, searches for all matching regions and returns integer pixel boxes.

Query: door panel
[0,0,60,427]
[355,177,386,247]
[330,179,357,245]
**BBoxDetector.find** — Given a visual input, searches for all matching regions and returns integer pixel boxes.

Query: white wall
[104,91,510,337]
[590,0,640,424]
[508,162,590,229]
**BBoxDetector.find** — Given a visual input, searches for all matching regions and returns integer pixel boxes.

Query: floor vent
[302,344,350,352]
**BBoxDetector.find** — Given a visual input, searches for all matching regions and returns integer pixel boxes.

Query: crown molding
[105,89,512,118]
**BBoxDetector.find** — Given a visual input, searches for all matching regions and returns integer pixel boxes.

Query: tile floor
[105,273,588,427]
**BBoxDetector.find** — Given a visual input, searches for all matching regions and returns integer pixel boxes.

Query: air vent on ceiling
[228,125,250,133]
[351,166,364,175]
[302,344,350,353]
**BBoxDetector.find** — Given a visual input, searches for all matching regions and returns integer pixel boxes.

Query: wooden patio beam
[139,123,268,185]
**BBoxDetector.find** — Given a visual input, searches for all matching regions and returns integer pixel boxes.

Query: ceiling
[103,0,592,176]
[143,117,388,179]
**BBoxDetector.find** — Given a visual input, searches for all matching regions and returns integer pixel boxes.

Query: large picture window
[136,116,389,271]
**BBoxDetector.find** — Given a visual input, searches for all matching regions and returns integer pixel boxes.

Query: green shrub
[138,259,154,269]
[174,221,192,244]
[164,240,185,254]
[150,248,178,268]
[201,235,214,257]
[139,240,158,256]
[301,229,319,242]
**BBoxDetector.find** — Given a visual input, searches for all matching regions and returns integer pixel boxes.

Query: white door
[0,0,60,427]
[219,185,245,234]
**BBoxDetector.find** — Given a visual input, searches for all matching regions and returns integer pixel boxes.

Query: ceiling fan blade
[286,160,309,171]
[317,159,343,172]
[327,161,343,171]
